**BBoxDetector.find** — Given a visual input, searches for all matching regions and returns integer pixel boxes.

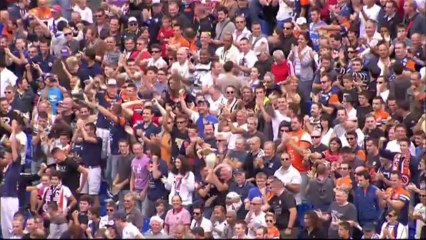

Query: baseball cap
[226,192,240,199]
[113,210,127,221]
[152,0,161,5]
[296,17,307,25]
[128,16,138,23]
[340,9,351,18]
[379,149,394,160]
[60,47,70,59]
[51,5,62,13]
[43,73,57,81]
[107,79,117,85]
[105,220,116,228]
[233,168,245,175]
[362,222,376,232]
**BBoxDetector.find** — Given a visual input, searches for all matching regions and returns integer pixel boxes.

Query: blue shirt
[40,87,63,114]
[96,92,121,129]
[109,117,128,155]
[147,159,169,201]
[81,137,103,166]
[31,54,55,73]
[0,159,21,197]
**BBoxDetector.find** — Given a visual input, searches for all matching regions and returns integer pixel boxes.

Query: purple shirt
[131,154,150,190]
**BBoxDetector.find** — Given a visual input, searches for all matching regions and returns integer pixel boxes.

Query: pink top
[164,208,191,237]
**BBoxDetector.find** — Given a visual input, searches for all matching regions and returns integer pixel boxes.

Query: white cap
[107,79,117,85]
[152,0,161,4]
[226,192,240,199]
[296,17,307,25]
[128,16,138,23]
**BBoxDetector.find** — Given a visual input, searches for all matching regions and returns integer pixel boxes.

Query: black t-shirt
[402,113,418,138]
[356,105,373,129]
[268,190,298,230]
[171,127,190,158]
[56,158,81,192]
[0,110,18,138]
[117,154,134,191]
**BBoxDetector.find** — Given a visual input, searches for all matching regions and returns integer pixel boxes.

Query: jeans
[105,154,120,185]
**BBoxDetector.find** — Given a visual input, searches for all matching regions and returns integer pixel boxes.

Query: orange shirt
[267,226,280,238]
[287,129,311,173]
[30,7,52,21]
[336,175,352,190]
[168,35,197,52]
[373,109,390,124]
[356,149,367,161]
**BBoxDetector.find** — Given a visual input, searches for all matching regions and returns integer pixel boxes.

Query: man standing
[0,119,21,239]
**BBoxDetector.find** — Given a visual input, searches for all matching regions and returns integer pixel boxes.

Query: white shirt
[47,17,68,33]
[171,60,191,79]
[164,171,195,206]
[413,203,426,239]
[122,223,142,239]
[274,165,302,205]
[73,5,93,23]
[245,211,267,238]
[190,217,213,234]
[251,35,269,54]
[0,68,17,98]
[215,45,240,64]
[277,0,295,21]
[385,140,416,155]
[272,110,291,141]
[232,27,252,43]
[212,220,228,239]
[206,94,227,113]
[228,123,248,150]
[15,131,27,165]
[147,57,168,69]
[237,50,258,77]
[359,4,381,38]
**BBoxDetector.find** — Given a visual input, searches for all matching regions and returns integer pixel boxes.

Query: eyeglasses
[64,32,72,36]
[281,158,290,161]
[226,91,234,94]
[311,135,320,139]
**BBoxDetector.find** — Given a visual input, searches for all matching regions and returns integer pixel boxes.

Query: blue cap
[340,9,351,18]
[379,149,394,160]
[113,210,127,221]
[363,222,376,231]
[60,47,70,59]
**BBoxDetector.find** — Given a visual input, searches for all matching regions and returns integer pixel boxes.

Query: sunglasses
[377,81,384,84]
[387,214,395,217]
[320,81,327,84]
[106,208,114,212]
[95,14,104,18]
[227,91,234,94]
[346,137,355,140]
[339,167,348,170]
[280,129,289,132]
[4,91,12,94]
[193,212,201,215]
[236,21,245,24]
[281,158,290,161]
[266,220,274,223]
[64,32,72,36]
[283,27,292,30]
[152,50,161,53]
[169,58,175,61]
[129,23,138,26]
[311,135,320,139]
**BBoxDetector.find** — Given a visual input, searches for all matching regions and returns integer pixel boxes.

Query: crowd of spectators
[0,0,425,239]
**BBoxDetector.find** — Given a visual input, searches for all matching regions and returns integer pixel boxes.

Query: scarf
[392,152,411,185]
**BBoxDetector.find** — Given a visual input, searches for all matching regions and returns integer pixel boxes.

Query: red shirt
[157,27,174,58]
[271,61,290,84]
